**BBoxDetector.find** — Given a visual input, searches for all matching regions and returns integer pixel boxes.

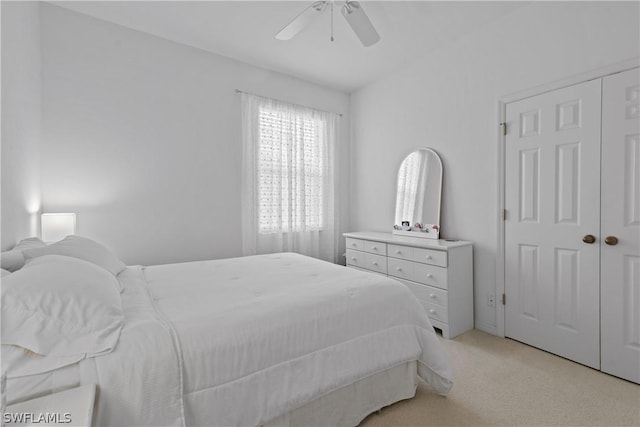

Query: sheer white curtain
[241,93,339,263]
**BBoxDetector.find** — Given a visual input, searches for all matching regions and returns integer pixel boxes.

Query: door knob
[582,234,596,244]
[604,236,619,246]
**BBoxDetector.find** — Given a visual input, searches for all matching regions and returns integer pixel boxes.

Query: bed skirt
[262,361,418,427]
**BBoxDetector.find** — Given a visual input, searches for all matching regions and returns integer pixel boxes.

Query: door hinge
[500,122,507,136]
[502,293,506,305]
[503,209,507,221]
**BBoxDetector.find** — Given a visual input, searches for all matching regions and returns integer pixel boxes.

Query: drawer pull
[372,262,378,266]
[372,246,378,250]
[426,273,434,279]
[351,257,356,261]
[396,267,402,272]
[425,255,432,260]
[352,243,357,247]
[395,250,401,255]
[429,293,436,299]
[429,309,436,314]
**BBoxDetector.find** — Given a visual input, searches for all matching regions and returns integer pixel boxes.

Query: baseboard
[475,323,498,336]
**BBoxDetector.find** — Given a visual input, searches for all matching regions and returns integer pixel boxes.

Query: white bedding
[7,253,453,426]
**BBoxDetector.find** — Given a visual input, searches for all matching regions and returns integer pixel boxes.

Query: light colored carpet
[361,329,640,427]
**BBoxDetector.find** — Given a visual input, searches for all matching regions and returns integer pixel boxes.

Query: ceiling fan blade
[275,1,328,41]
[341,1,380,47]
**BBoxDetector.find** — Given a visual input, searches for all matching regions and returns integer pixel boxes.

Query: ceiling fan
[275,1,380,47]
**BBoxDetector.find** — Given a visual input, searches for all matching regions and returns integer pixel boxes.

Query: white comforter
[83,253,453,426]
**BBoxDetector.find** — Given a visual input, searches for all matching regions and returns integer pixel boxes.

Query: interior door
[601,67,640,383]
[504,79,602,369]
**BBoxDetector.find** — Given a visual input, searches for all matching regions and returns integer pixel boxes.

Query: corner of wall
[1,1,43,250]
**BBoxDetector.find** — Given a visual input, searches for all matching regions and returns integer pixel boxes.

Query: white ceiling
[50,1,531,93]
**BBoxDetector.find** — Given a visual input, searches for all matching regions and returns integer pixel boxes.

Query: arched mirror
[392,148,443,240]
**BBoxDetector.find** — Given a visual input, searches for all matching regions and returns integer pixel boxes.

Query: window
[241,92,339,262]
[257,106,326,233]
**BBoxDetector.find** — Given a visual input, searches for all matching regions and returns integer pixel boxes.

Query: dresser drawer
[364,241,387,256]
[347,265,387,278]
[422,301,449,324]
[388,244,414,261]
[413,248,447,267]
[346,249,365,268]
[414,263,448,290]
[403,281,448,307]
[364,253,387,275]
[348,250,387,275]
[388,258,414,281]
[346,238,365,251]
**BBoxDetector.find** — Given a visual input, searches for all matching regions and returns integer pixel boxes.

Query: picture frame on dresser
[344,231,473,339]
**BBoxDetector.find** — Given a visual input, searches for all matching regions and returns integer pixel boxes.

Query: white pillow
[0,250,24,272]
[1,254,124,359]
[23,235,125,276]
[1,237,47,272]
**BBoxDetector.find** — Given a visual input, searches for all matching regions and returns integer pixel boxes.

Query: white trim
[495,58,640,340]
[475,323,498,337]
[495,103,506,338]
[500,58,640,104]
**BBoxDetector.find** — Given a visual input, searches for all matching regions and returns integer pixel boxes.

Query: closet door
[504,80,602,369]
[601,67,640,383]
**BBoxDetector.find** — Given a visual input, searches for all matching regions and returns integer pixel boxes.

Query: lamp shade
[41,213,76,243]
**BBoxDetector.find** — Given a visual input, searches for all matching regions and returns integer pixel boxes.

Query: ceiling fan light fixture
[341,1,380,47]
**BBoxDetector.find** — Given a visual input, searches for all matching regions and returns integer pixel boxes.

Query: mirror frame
[392,147,443,240]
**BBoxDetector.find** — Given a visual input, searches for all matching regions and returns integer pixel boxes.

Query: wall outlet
[487,293,495,307]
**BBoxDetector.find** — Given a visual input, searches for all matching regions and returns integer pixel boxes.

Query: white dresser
[343,231,473,339]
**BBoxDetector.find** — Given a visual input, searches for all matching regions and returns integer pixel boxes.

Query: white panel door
[601,67,640,383]
[505,80,602,369]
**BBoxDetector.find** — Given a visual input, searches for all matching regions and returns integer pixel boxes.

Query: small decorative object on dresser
[344,231,473,339]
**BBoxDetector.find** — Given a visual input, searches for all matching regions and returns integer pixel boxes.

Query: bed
[2,236,453,426]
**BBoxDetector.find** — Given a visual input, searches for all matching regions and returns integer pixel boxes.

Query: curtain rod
[234,89,343,117]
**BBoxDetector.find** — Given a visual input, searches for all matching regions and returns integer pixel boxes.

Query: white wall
[40,4,350,266]
[350,2,640,333]
[1,1,42,250]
